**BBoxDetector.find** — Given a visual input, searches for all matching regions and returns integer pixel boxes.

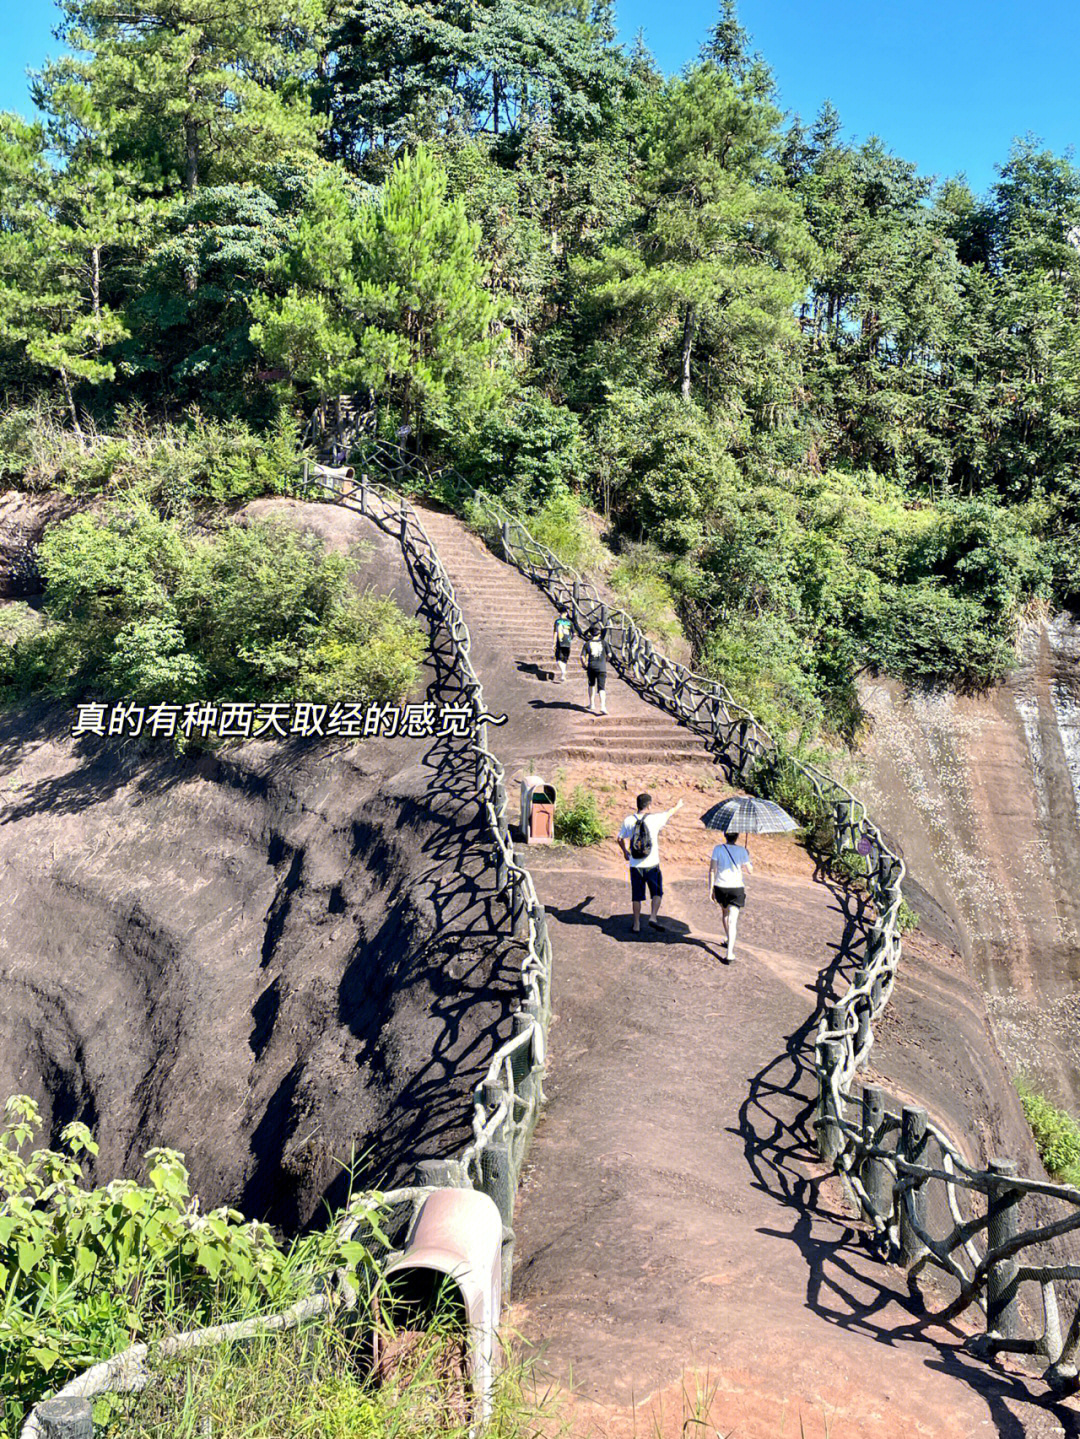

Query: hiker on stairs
[581,625,608,714]
[619,793,684,933]
[553,607,574,683]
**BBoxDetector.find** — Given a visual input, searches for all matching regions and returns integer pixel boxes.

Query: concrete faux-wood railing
[351,437,1080,1397]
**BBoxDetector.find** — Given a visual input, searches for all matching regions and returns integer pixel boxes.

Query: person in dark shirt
[580,625,608,714]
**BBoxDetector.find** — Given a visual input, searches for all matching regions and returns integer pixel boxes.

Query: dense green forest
[1,0,1078,740]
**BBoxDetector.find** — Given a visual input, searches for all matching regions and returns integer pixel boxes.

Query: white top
[618,809,675,868]
[710,842,751,887]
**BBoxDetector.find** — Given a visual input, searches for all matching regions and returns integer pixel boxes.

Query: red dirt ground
[415,504,1080,1439]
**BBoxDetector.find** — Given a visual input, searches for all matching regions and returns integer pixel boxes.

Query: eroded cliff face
[0,499,517,1229]
[856,612,1080,1108]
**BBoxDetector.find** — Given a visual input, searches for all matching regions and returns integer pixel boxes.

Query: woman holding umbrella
[702,796,798,961]
[709,832,753,959]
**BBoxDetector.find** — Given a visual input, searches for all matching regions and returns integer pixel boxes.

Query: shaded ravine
[857,612,1080,1109]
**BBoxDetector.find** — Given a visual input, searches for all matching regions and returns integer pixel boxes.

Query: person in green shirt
[552,607,573,682]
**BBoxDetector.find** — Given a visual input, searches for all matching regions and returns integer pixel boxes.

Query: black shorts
[713,885,746,909]
[587,667,606,691]
[631,865,662,901]
[555,642,571,661]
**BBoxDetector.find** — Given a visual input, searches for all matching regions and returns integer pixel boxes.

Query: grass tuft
[554,786,609,847]
[1016,1077,1080,1186]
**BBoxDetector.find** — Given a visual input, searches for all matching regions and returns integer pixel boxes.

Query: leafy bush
[2,501,426,712]
[866,578,1016,690]
[609,545,685,646]
[748,752,836,854]
[896,896,921,933]
[453,392,583,512]
[0,405,303,511]
[1016,1079,1080,1186]
[0,1097,383,1438]
[526,492,604,572]
[554,786,608,846]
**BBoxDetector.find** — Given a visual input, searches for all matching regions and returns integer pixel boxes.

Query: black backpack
[629,815,650,859]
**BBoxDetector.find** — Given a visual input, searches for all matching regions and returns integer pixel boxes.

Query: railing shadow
[735,873,1077,1436]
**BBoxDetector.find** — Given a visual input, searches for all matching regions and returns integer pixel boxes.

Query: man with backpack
[552,607,574,682]
[580,625,608,714]
[618,792,684,932]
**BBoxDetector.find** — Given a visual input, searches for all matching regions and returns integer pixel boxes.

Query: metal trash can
[520,774,557,845]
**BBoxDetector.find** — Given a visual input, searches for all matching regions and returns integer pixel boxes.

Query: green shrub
[453,392,583,512]
[526,492,604,573]
[609,545,685,646]
[1016,1079,1080,1186]
[866,578,1017,690]
[0,405,303,511]
[895,896,920,933]
[0,1097,384,1438]
[749,752,836,854]
[554,786,608,846]
[2,502,426,712]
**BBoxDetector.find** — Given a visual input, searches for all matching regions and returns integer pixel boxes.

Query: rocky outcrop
[0,499,517,1229]
[857,612,1080,1110]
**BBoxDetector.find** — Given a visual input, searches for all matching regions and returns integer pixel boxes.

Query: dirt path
[415,506,1079,1439]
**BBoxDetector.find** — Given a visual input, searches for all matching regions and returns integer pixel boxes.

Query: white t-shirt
[619,810,675,869]
[711,842,750,887]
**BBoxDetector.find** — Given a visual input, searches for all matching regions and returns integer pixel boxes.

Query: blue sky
[2,0,1077,195]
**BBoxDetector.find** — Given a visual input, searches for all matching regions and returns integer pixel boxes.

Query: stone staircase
[415,506,714,772]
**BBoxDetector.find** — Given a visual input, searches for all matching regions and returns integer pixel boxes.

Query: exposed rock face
[0,491,80,596]
[856,612,1080,1109]
[0,499,517,1228]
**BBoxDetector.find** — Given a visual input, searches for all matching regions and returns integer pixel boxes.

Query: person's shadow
[544,894,727,963]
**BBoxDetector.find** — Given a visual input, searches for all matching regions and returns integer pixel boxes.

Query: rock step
[562,729,709,747]
[547,747,711,764]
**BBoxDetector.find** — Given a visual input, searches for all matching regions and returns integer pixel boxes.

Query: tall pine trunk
[59,369,85,447]
[680,302,696,402]
[91,245,101,347]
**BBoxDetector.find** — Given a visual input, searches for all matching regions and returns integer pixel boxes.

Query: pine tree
[581,63,813,406]
[36,0,328,197]
[0,114,128,431]
[251,148,505,437]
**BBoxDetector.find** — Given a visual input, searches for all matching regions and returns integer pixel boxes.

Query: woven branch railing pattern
[351,438,1080,1396]
[295,473,552,1226]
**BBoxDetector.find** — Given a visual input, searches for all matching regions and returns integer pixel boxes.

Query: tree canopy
[2,0,1078,741]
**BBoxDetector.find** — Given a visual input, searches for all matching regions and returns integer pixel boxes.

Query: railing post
[480,1080,516,1300]
[899,1106,929,1266]
[854,968,871,1053]
[817,1037,843,1163]
[737,718,750,777]
[510,869,527,938]
[986,1158,1023,1342]
[860,1086,892,1233]
[414,1157,468,1188]
[37,1399,94,1439]
[512,1011,537,1118]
